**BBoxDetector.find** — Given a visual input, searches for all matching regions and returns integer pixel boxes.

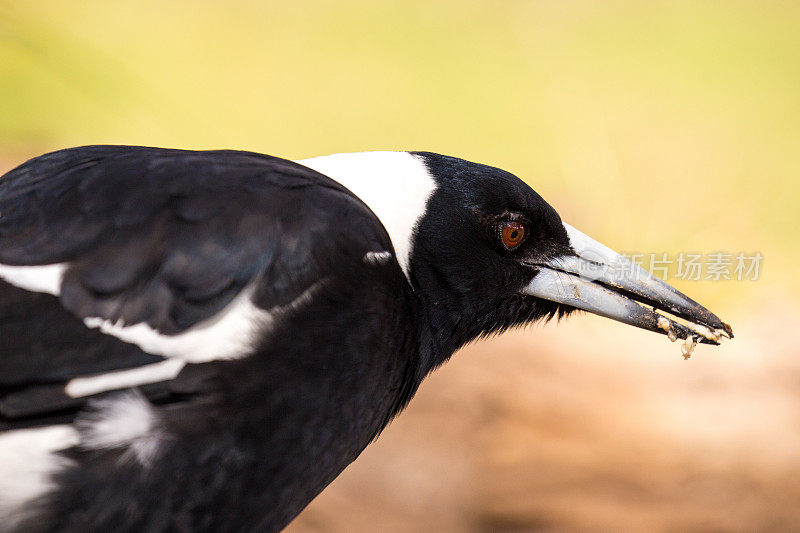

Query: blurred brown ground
[287,303,800,532]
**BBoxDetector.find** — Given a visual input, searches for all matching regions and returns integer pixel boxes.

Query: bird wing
[0,145,397,427]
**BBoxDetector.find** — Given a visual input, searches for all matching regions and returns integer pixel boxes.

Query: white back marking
[75,390,162,466]
[0,425,78,525]
[0,263,67,295]
[296,152,436,279]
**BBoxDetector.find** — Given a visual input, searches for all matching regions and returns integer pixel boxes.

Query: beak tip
[722,322,734,339]
[722,322,733,339]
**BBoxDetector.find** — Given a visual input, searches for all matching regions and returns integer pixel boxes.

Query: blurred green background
[2,2,799,531]
[2,0,797,307]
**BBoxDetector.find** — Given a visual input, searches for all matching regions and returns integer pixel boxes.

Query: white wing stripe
[65,359,187,398]
[0,263,67,295]
[82,287,271,363]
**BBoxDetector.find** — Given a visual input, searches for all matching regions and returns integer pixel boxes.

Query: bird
[0,146,733,532]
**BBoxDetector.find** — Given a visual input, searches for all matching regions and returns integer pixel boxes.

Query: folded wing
[0,145,395,427]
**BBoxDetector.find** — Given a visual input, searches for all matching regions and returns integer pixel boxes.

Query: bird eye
[499,221,527,250]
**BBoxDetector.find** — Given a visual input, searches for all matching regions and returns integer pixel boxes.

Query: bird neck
[294,151,437,281]
[410,275,482,378]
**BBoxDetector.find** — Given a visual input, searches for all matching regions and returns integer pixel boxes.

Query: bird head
[297,151,733,362]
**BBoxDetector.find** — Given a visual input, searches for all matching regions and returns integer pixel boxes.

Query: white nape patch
[0,425,78,524]
[76,390,162,467]
[0,262,67,295]
[296,152,436,279]
[83,287,270,363]
[363,250,392,265]
[65,359,186,398]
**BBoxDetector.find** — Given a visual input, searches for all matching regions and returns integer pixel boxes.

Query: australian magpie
[0,146,732,531]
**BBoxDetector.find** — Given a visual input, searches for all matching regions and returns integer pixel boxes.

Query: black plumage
[1,147,415,530]
[0,146,731,531]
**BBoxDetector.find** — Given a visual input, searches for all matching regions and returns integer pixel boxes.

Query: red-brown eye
[500,221,527,250]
